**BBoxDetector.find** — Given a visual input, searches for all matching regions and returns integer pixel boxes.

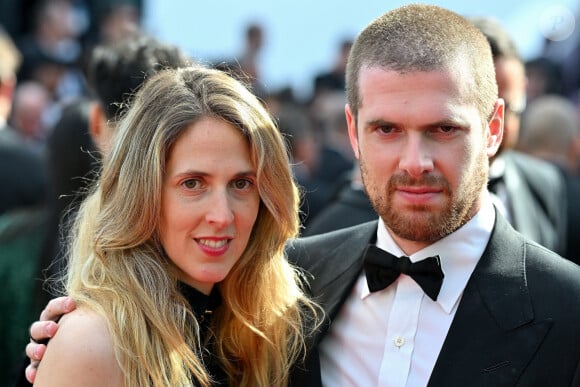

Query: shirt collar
[367,193,495,313]
[489,154,506,180]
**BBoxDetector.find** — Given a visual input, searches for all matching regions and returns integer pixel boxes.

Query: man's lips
[395,186,442,204]
[397,186,442,194]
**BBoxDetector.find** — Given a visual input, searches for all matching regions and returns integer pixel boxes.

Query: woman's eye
[182,179,201,189]
[232,178,253,190]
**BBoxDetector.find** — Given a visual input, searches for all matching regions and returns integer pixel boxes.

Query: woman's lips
[196,238,231,256]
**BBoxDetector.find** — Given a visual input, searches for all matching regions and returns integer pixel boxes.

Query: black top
[178,282,228,386]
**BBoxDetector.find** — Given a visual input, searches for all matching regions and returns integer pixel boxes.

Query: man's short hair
[346,4,498,121]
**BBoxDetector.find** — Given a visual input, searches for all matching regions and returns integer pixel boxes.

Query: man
[518,94,580,177]
[304,16,570,260]
[0,25,50,385]
[0,26,48,215]
[292,5,580,386]
[472,17,569,257]
[302,162,377,236]
[25,5,580,386]
[517,94,580,262]
[83,34,193,155]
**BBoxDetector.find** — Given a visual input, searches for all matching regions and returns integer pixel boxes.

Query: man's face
[346,66,503,255]
[494,57,526,153]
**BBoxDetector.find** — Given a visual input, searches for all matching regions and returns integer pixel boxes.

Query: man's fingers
[24,297,75,383]
[26,341,46,362]
[25,361,40,384]
[25,340,46,382]
[38,296,76,321]
[29,320,58,343]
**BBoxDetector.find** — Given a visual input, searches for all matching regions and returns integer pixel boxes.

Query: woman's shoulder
[34,306,123,386]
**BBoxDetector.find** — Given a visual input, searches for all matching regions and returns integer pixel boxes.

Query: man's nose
[398,134,434,177]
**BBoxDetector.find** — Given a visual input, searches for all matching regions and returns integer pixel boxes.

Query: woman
[33,66,320,386]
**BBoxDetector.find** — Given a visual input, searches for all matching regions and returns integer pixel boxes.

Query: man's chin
[384,212,446,242]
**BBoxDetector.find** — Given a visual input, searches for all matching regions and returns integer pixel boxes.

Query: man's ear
[0,76,16,120]
[345,104,360,159]
[486,99,504,158]
[0,76,15,99]
[89,103,108,153]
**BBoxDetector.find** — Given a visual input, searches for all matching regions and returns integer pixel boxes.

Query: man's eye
[439,126,456,133]
[377,126,396,134]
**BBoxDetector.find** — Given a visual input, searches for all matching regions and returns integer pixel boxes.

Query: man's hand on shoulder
[25,296,76,383]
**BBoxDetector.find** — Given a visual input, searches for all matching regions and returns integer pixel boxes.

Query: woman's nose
[205,190,234,227]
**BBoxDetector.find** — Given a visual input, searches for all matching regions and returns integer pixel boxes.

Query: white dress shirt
[319,195,496,387]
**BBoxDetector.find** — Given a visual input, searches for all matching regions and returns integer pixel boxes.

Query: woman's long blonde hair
[64,66,319,386]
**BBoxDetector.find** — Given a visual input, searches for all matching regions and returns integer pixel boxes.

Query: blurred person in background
[311,39,352,101]
[83,33,192,155]
[472,16,569,257]
[0,25,48,216]
[215,22,268,99]
[9,80,52,155]
[94,1,141,44]
[0,24,49,385]
[540,4,580,105]
[518,94,580,262]
[16,0,87,104]
[238,23,264,82]
[524,56,564,103]
[519,94,580,175]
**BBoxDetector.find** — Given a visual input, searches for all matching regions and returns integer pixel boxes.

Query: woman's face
[159,117,260,294]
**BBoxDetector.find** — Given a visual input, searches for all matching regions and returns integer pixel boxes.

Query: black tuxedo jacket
[288,213,580,386]
[493,151,568,256]
[0,126,47,215]
[303,184,376,237]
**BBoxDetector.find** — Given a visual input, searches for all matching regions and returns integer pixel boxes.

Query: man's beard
[360,149,488,243]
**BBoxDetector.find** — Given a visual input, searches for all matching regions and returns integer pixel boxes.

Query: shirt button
[394,336,405,347]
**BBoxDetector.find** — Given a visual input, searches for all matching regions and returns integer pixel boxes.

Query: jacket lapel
[293,221,377,337]
[428,214,552,386]
[502,155,542,243]
[318,221,376,318]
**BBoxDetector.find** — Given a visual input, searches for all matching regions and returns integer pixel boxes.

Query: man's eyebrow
[364,118,396,127]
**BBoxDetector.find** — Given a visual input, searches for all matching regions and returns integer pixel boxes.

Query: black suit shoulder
[520,241,580,385]
[564,174,580,263]
[501,151,568,254]
[525,240,580,302]
[290,221,376,270]
[505,151,565,199]
[429,215,580,386]
[303,185,377,236]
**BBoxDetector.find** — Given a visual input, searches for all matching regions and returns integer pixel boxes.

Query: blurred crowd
[1,0,580,385]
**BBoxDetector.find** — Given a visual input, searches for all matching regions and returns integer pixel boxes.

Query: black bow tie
[363,245,444,301]
[487,174,504,194]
